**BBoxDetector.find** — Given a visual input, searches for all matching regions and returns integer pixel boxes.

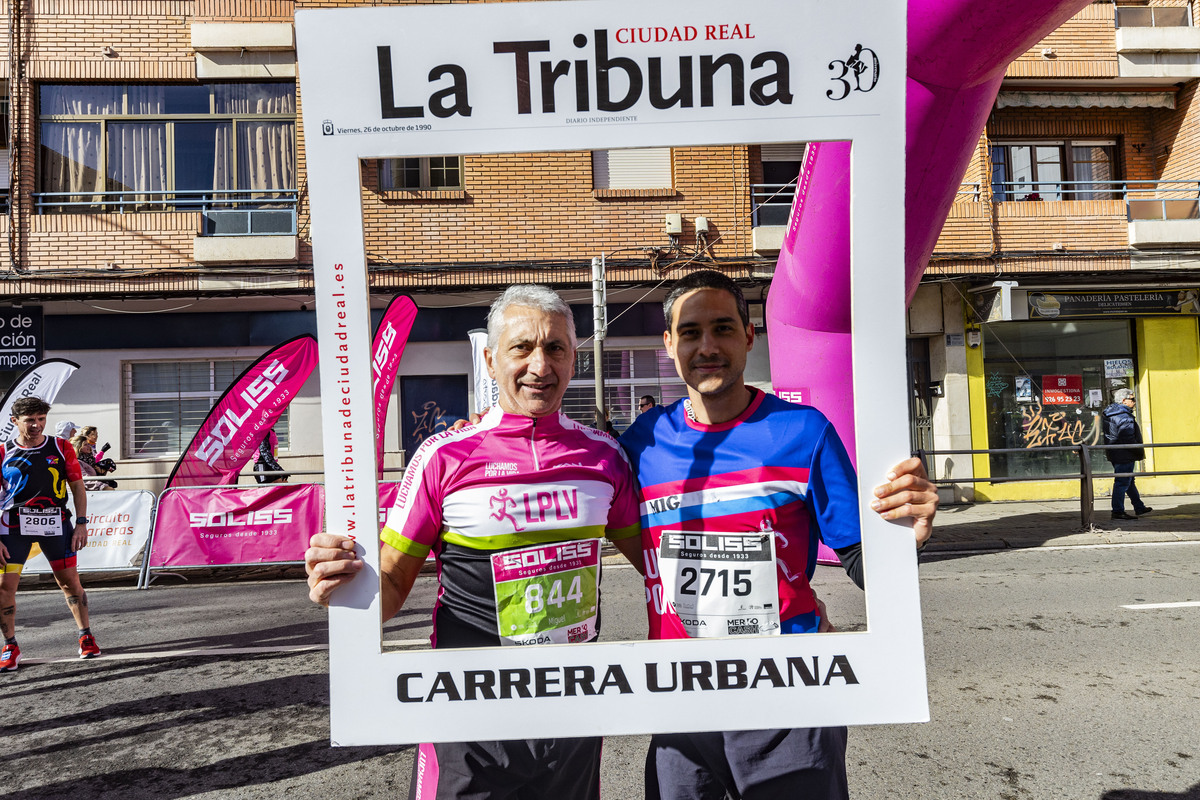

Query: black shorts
[1,509,75,573]
[408,737,601,800]
[646,727,849,800]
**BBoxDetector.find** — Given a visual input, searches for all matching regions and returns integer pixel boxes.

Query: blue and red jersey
[620,389,861,639]
[0,436,82,514]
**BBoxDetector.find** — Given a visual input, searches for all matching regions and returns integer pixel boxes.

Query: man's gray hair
[486,285,577,350]
[1113,388,1135,403]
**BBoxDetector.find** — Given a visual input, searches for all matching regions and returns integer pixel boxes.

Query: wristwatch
[75,516,89,525]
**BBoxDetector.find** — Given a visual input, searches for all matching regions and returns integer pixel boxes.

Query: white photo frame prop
[297,0,924,745]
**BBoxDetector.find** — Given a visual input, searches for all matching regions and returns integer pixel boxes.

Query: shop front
[965,287,1200,500]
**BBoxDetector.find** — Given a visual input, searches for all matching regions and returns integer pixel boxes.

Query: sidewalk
[926,494,1200,552]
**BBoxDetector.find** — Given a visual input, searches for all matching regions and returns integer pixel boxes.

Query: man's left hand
[72,522,89,551]
[870,457,938,548]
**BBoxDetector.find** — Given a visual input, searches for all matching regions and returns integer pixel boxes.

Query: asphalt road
[1,543,1198,799]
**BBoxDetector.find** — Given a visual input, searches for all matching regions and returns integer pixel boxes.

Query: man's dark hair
[11,397,51,418]
[663,270,751,330]
[639,394,656,407]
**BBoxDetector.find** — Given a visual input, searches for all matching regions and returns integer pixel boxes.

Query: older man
[620,270,938,800]
[306,285,642,800]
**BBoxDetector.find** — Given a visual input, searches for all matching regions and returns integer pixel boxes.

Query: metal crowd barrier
[64,462,410,588]
[915,441,1200,528]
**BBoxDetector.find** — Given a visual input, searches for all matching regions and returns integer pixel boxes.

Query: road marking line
[930,540,1200,555]
[1120,601,1200,610]
[19,640,432,665]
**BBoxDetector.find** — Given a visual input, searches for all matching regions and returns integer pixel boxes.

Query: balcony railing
[31,189,298,235]
[990,178,1200,215]
[1115,6,1191,28]
[956,183,981,201]
[751,182,796,227]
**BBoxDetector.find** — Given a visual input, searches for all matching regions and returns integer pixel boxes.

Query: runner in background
[306,285,642,800]
[1,397,100,672]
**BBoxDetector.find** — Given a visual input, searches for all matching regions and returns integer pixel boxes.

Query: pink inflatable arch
[763,1,1092,562]
[767,0,1094,462]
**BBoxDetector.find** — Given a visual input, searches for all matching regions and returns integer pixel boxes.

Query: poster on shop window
[297,0,923,744]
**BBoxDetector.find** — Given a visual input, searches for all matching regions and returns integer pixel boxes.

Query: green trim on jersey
[384,521,640,555]
[442,524,610,551]
[381,527,431,559]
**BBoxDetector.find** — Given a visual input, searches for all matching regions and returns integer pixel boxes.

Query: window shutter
[760,143,806,162]
[593,148,672,190]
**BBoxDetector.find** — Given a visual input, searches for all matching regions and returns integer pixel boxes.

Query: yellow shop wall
[1133,316,1200,496]
[965,316,1200,501]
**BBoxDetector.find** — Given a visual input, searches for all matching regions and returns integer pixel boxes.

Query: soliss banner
[148,483,325,567]
[166,335,319,488]
[372,296,419,473]
[24,490,154,574]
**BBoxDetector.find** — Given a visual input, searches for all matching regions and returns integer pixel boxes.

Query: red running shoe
[0,642,21,671]
[78,633,101,659]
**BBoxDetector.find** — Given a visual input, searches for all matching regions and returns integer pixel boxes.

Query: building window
[0,82,9,211]
[124,359,290,459]
[379,156,463,191]
[990,140,1118,201]
[753,143,806,226]
[37,83,296,213]
[0,81,9,149]
[562,347,687,433]
[592,148,672,191]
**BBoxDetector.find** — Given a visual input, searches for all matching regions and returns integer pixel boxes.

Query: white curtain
[238,121,296,202]
[211,123,234,205]
[216,84,295,115]
[39,122,103,200]
[107,123,167,208]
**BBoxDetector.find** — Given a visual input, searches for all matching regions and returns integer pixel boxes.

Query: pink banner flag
[0,358,80,442]
[149,483,325,567]
[372,295,418,474]
[167,335,319,488]
[378,481,400,527]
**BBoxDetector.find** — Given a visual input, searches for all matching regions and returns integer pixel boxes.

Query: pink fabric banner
[371,296,418,474]
[378,481,400,527]
[167,335,319,488]
[149,483,325,567]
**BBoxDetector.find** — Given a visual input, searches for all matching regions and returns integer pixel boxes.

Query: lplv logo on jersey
[488,486,580,532]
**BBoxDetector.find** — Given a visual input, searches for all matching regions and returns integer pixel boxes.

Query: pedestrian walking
[1102,388,1152,521]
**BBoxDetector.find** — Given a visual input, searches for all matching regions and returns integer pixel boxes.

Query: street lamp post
[591,255,606,429]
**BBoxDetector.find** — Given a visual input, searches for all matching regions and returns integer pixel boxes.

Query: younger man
[621,270,937,799]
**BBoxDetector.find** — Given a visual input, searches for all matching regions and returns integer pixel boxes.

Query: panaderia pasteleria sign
[297,0,924,746]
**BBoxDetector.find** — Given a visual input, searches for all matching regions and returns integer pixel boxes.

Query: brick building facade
[3,0,1199,502]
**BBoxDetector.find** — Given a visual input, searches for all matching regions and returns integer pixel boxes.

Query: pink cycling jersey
[381,406,640,648]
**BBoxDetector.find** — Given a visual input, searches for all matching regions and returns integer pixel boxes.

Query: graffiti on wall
[1020,400,1100,449]
[400,375,468,454]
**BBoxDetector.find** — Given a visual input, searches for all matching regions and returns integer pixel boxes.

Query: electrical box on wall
[664,213,683,235]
